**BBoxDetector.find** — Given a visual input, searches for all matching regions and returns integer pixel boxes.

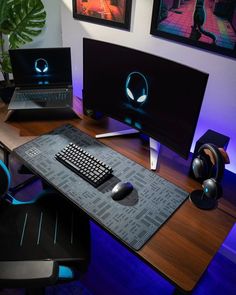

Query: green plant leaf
[0,0,12,33]
[0,38,4,48]
[0,0,46,80]
[0,0,8,27]
[8,0,47,49]
[1,52,12,73]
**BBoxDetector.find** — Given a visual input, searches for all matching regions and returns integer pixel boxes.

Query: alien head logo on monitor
[125,72,148,108]
[35,58,49,74]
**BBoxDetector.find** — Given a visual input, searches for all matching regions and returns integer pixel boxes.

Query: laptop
[8,47,74,114]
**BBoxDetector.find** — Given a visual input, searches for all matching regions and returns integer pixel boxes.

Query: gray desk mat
[13,124,188,250]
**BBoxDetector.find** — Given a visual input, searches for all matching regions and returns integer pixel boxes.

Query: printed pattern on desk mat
[13,124,188,251]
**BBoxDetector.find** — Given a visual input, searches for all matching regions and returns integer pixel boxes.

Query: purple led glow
[193,117,236,174]
[80,221,236,295]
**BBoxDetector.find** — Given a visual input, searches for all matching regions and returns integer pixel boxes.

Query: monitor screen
[9,48,72,87]
[83,38,209,159]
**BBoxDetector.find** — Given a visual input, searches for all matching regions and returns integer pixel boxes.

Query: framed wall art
[73,0,132,30]
[150,0,236,58]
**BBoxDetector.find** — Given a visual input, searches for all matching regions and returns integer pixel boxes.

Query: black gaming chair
[0,160,90,294]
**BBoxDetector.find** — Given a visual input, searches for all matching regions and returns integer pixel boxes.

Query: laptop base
[5,108,80,122]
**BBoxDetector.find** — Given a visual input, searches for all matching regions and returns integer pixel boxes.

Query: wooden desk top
[0,98,236,292]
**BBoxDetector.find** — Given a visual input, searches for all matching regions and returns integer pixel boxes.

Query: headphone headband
[197,143,224,182]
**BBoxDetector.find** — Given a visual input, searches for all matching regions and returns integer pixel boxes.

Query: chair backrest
[0,160,10,198]
[0,160,90,290]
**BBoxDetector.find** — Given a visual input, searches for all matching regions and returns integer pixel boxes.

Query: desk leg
[26,287,45,295]
[9,174,39,194]
[0,142,10,167]
[3,148,9,167]
[0,142,38,192]
[173,288,192,295]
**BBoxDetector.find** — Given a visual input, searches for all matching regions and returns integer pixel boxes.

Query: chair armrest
[0,260,59,288]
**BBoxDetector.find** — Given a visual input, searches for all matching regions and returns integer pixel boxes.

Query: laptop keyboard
[16,89,70,102]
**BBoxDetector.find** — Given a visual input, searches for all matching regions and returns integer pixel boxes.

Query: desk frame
[0,141,10,167]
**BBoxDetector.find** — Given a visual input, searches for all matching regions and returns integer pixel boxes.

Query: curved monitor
[83,38,209,159]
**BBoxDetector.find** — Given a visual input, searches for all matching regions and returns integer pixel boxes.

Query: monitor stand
[95,129,160,171]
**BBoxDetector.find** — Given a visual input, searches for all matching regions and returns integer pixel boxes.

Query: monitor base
[95,129,160,171]
[95,128,139,138]
[150,138,161,171]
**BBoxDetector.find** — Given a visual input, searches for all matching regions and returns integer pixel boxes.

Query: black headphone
[192,143,224,199]
[190,143,225,209]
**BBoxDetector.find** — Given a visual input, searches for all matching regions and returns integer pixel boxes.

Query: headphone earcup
[192,155,210,179]
[202,178,222,199]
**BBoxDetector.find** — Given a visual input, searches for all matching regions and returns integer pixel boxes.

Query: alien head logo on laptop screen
[35,58,49,74]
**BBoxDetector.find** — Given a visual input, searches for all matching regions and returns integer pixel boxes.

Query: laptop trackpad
[24,100,53,109]
[34,100,48,107]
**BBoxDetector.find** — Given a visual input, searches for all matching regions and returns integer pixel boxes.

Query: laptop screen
[9,48,72,87]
